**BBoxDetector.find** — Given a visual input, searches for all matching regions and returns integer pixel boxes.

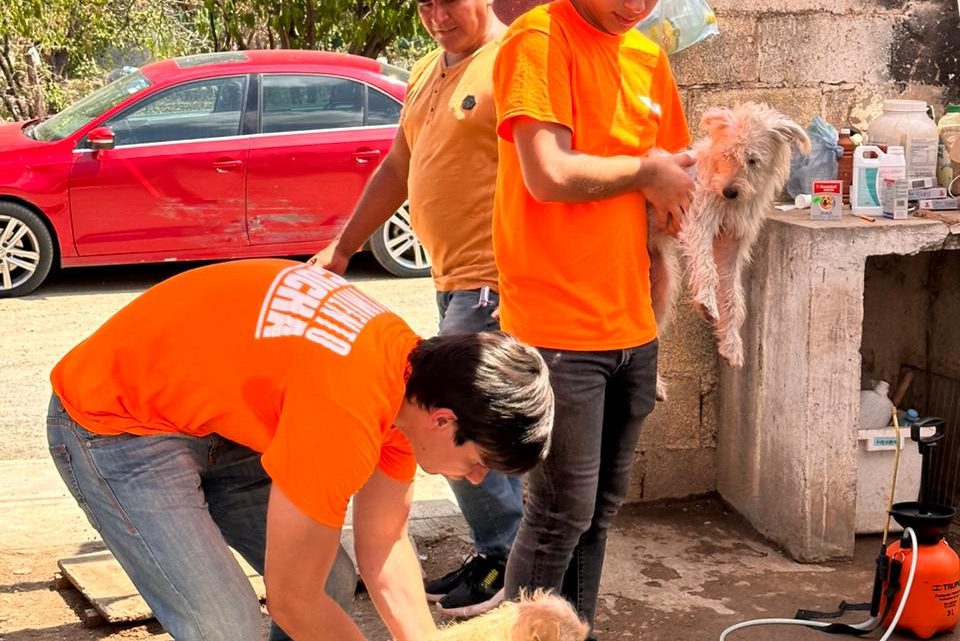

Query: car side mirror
[88,126,116,151]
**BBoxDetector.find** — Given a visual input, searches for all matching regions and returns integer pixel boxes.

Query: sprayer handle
[911,416,945,453]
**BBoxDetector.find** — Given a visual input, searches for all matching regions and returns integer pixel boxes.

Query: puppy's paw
[693,302,713,322]
[718,336,744,368]
[693,297,719,322]
[656,375,669,402]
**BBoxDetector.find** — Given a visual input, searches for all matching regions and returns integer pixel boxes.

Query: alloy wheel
[370,203,431,277]
[0,215,41,291]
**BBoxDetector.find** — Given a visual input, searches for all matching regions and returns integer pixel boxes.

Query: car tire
[369,203,431,278]
[0,201,55,298]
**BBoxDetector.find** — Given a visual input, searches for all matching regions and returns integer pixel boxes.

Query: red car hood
[0,120,47,154]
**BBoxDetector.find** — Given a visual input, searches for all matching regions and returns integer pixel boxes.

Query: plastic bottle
[937,104,960,190]
[837,128,856,205]
[852,146,907,215]
[867,99,939,181]
[860,380,895,431]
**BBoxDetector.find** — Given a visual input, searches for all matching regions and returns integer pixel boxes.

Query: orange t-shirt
[50,259,419,528]
[400,43,500,293]
[492,0,691,350]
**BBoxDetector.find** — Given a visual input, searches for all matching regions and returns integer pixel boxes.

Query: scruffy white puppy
[648,102,810,388]
[428,589,589,641]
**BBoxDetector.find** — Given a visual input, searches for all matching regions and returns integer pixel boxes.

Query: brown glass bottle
[837,128,856,205]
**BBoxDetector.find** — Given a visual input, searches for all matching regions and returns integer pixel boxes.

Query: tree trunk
[0,37,32,119]
[208,4,220,51]
[24,46,45,118]
[305,1,316,49]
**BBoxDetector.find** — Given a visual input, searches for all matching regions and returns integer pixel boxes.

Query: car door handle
[213,159,243,173]
[352,149,382,165]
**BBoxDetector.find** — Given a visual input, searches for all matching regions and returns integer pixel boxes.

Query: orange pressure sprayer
[882,417,960,638]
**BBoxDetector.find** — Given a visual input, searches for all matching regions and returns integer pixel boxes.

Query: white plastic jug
[852,146,907,215]
[867,99,939,180]
[860,380,895,431]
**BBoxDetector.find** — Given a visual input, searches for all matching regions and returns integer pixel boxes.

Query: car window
[31,71,152,142]
[261,75,363,134]
[104,76,245,146]
[367,87,402,126]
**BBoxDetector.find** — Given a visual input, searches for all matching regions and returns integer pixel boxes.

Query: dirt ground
[0,533,472,641]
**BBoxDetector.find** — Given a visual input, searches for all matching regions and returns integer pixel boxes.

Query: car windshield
[30,71,152,142]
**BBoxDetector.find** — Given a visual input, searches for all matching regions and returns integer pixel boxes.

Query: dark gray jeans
[437,288,524,559]
[504,340,658,627]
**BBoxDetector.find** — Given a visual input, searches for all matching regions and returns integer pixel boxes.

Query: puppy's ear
[513,600,559,641]
[515,619,560,641]
[700,108,735,135]
[773,117,812,156]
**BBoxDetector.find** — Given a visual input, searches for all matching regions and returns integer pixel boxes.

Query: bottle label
[908,138,938,179]
[856,167,880,207]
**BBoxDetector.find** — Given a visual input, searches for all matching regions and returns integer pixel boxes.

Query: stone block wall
[492,0,957,504]
[675,0,960,133]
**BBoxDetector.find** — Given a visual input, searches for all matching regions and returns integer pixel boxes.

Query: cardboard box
[811,180,842,220]
[882,178,909,219]
[907,186,947,200]
[908,176,936,189]
[919,197,959,210]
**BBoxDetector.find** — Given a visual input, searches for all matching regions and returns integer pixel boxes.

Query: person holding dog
[47,258,554,641]
[309,0,523,619]
[491,0,695,634]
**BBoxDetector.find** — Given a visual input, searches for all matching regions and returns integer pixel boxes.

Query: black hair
[405,331,553,475]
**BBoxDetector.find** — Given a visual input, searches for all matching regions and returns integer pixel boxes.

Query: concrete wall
[674,0,960,132]
[492,0,958,504]
[861,250,960,405]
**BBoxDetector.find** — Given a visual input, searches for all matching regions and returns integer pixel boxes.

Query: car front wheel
[0,202,54,298]
[369,203,431,278]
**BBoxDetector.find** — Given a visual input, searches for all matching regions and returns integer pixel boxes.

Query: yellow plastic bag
[637,0,720,55]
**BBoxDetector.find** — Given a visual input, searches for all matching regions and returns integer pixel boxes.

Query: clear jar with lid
[867,99,939,180]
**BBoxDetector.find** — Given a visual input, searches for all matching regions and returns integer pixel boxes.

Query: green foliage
[200,0,424,58]
[381,33,437,70]
[1,0,206,120]
[0,0,426,122]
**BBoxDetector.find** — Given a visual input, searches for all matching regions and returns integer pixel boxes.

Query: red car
[0,50,431,297]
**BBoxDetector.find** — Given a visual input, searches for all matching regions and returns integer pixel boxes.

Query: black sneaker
[435,554,506,617]
[424,554,480,602]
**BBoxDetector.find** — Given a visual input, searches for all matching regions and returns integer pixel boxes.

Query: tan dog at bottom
[428,590,590,641]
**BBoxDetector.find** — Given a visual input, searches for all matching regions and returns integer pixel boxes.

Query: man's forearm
[268,592,367,641]
[512,119,648,203]
[542,150,647,203]
[334,161,409,254]
[359,535,436,641]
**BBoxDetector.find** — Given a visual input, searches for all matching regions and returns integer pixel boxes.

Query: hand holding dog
[638,153,696,236]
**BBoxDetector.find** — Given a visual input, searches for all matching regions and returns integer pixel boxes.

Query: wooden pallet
[55,549,265,628]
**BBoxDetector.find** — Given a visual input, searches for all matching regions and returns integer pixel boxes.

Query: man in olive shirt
[310,0,517,618]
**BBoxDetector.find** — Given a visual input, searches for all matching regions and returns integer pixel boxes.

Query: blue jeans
[436,288,523,559]
[47,394,356,641]
[504,341,658,627]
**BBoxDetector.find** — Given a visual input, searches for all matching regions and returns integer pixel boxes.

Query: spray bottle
[882,417,960,639]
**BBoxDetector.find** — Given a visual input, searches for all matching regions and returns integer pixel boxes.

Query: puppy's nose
[722,186,739,199]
